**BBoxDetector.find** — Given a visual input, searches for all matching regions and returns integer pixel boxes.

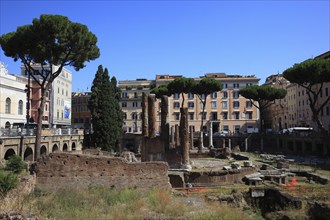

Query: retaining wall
[33,153,170,190]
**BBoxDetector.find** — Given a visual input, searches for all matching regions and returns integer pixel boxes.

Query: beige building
[119,73,260,134]
[264,51,330,132]
[21,64,72,128]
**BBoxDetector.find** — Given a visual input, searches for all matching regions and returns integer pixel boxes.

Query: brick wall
[33,153,170,190]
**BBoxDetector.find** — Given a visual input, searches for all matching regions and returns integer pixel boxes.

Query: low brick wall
[33,153,170,190]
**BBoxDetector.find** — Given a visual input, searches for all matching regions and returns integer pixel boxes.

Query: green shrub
[6,155,27,174]
[0,170,18,195]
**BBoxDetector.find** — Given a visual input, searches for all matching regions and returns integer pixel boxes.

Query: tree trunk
[34,87,47,161]
[199,101,206,151]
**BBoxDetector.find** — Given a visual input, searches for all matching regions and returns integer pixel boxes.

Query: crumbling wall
[33,153,170,190]
[185,167,256,187]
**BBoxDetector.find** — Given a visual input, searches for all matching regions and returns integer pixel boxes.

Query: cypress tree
[89,66,123,151]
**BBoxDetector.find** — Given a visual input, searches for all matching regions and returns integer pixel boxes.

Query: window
[132,113,138,120]
[246,101,253,108]
[320,89,323,98]
[5,98,11,113]
[326,106,329,116]
[188,102,194,108]
[174,93,180,99]
[234,125,240,133]
[211,92,217,99]
[202,112,207,120]
[247,111,253,119]
[122,102,127,108]
[18,100,23,115]
[222,91,228,98]
[123,113,127,120]
[189,113,194,120]
[57,110,59,119]
[233,101,240,108]
[174,113,180,120]
[211,101,217,108]
[223,125,229,132]
[45,104,48,111]
[222,112,228,120]
[212,112,217,120]
[66,90,68,96]
[133,102,138,107]
[174,102,180,109]
[80,118,84,123]
[326,88,329,97]
[188,93,194,99]
[74,118,78,123]
[234,112,239,119]
[233,83,239,88]
[233,91,239,99]
[122,92,128,98]
[222,83,228,89]
[61,110,64,119]
[58,88,60,93]
[222,101,228,108]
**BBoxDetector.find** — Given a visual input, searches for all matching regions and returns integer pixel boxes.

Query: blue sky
[1,0,329,92]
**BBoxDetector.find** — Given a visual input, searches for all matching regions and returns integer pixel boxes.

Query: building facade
[71,92,92,129]
[118,73,260,134]
[0,62,27,128]
[264,51,330,133]
[21,64,72,128]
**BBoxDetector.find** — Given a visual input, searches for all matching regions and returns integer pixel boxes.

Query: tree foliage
[150,84,171,99]
[0,14,100,159]
[191,78,223,131]
[239,85,287,132]
[283,58,330,132]
[88,65,123,151]
[167,77,195,108]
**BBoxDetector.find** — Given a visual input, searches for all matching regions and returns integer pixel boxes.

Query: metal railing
[0,128,79,137]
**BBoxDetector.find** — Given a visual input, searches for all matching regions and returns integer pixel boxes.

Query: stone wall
[185,167,256,187]
[33,153,170,190]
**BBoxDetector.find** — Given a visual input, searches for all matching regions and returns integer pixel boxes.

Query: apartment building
[71,92,92,129]
[264,51,330,132]
[21,64,72,128]
[118,73,260,134]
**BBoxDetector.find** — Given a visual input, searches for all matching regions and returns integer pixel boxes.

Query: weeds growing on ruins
[17,187,262,219]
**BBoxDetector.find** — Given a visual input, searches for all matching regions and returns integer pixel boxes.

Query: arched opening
[52,144,59,152]
[71,142,76,151]
[24,147,33,161]
[63,143,68,152]
[40,145,47,156]
[4,149,16,160]
[5,121,11,128]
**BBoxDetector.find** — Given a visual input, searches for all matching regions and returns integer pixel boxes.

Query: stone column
[175,124,180,148]
[141,92,148,137]
[223,138,226,148]
[228,139,231,151]
[245,138,248,152]
[171,126,175,148]
[148,94,156,138]
[160,95,169,152]
[190,126,194,149]
[209,121,213,148]
[180,107,191,169]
